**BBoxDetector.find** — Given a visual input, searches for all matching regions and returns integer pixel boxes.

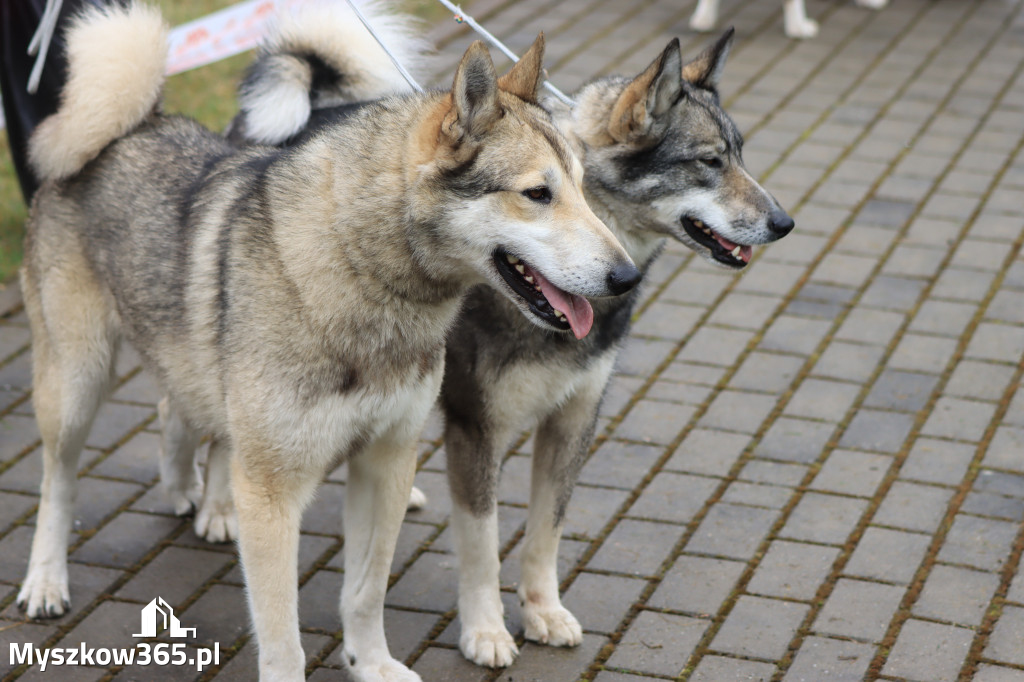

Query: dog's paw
[194,501,238,544]
[346,656,421,682]
[689,8,717,32]
[521,602,582,647]
[784,16,819,39]
[855,0,888,8]
[167,483,203,517]
[460,627,518,668]
[406,486,427,512]
[17,565,71,619]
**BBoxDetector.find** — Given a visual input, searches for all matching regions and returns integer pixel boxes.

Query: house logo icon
[132,597,197,638]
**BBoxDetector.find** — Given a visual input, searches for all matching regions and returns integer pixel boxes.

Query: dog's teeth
[731,246,742,258]
[524,275,535,284]
[506,254,520,265]
[515,264,526,275]
[693,219,704,227]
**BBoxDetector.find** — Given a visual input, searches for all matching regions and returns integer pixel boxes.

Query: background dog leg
[232,451,319,682]
[18,261,117,618]
[784,0,820,38]
[519,372,609,648]
[446,420,518,668]
[157,397,203,516]
[194,438,237,543]
[689,0,721,32]
[855,0,889,8]
[342,438,421,682]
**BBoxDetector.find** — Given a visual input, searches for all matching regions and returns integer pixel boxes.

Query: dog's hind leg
[194,438,237,543]
[518,362,612,648]
[158,397,203,516]
[783,0,819,38]
[689,0,721,32]
[17,253,119,618]
[341,436,422,682]
[447,418,519,668]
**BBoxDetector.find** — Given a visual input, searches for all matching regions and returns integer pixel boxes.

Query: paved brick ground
[2,0,1024,679]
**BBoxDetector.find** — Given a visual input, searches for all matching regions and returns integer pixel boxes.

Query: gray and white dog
[221,2,794,669]
[15,4,639,681]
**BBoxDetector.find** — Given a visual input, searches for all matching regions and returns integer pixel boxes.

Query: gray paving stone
[914,564,1001,626]
[813,579,905,641]
[677,327,755,366]
[844,527,931,584]
[910,300,981,337]
[784,378,861,423]
[961,490,1024,521]
[690,655,776,682]
[945,359,1016,401]
[729,352,805,394]
[864,370,940,412]
[937,514,1019,572]
[385,551,457,612]
[781,493,868,545]
[740,459,808,487]
[874,481,954,533]
[755,417,836,464]
[882,619,974,682]
[698,390,779,434]
[900,438,976,485]
[838,409,915,453]
[888,334,960,374]
[759,316,833,356]
[810,450,890,497]
[577,440,663,491]
[711,595,808,661]
[783,636,875,682]
[587,520,683,577]
[71,512,181,568]
[720,481,792,509]
[648,555,746,616]
[562,572,647,634]
[665,428,752,477]
[614,399,695,446]
[812,341,888,384]
[118,546,231,606]
[605,610,707,677]
[983,425,1024,473]
[975,665,1024,682]
[411,647,490,682]
[563,485,631,540]
[748,540,839,601]
[686,503,779,560]
[920,396,998,442]
[626,472,718,524]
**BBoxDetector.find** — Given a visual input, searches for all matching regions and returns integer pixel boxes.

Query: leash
[435,0,575,106]
[26,0,63,94]
[343,0,425,93]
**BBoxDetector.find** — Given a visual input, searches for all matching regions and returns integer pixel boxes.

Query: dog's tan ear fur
[442,40,500,144]
[682,27,733,90]
[608,38,682,143]
[497,33,545,103]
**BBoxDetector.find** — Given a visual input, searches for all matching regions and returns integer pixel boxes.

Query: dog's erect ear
[443,41,501,143]
[682,27,734,90]
[608,38,683,143]
[498,33,545,103]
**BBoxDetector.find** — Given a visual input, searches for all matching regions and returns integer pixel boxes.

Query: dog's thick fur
[690,0,888,39]
[227,8,794,669]
[16,5,639,681]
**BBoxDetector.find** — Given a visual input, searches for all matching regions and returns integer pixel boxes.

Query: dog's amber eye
[523,187,552,204]
[699,157,723,169]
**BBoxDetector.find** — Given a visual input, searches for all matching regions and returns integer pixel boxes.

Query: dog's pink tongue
[713,233,753,263]
[535,273,594,340]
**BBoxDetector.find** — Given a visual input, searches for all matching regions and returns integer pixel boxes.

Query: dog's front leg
[342,438,421,682]
[232,450,320,682]
[446,418,519,668]
[519,367,610,648]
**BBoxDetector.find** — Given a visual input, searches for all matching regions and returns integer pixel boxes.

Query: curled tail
[230,1,434,145]
[29,3,168,182]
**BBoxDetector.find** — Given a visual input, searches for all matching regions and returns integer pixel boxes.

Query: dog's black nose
[607,261,642,296]
[768,207,795,237]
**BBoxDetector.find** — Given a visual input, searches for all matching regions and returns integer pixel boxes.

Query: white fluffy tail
[29,3,168,182]
[234,0,435,145]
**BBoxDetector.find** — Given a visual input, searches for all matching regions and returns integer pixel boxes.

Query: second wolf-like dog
[16,5,639,681]
[218,4,793,669]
